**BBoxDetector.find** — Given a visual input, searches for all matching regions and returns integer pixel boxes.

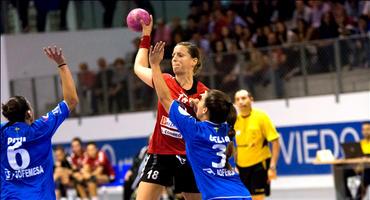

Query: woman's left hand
[149,41,165,67]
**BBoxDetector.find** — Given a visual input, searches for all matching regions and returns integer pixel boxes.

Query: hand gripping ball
[126,8,151,32]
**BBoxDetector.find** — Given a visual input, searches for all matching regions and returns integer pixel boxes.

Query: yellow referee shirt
[360,139,370,155]
[235,108,280,167]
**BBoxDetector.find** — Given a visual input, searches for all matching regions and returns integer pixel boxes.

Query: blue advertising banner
[277,121,363,175]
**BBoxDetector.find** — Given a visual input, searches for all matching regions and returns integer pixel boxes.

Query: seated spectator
[69,137,88,199]
[53,145,72,200]
[81,142,115,199]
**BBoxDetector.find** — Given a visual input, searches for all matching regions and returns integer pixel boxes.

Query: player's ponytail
[225,103,237,170]
[1,96,30,123]
[226,103,237,140]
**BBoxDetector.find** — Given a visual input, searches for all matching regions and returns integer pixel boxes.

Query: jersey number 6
[7,143,31,170]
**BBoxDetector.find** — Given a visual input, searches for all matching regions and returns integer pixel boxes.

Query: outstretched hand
[141,15,153,36]
[43,45,66,65]
[149,41,165,67]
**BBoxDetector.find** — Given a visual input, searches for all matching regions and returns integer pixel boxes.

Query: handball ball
[126,8,151,32]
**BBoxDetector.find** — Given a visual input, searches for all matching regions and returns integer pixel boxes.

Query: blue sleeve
[169,101,198,142]
[31,101,70,139]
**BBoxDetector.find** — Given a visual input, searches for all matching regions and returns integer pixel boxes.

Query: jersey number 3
[7,142,31,170]
[212,144,226,168]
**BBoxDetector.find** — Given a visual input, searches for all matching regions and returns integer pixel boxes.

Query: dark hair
[204,90,236,138]
[177,42,202,75]
[86,141,97,147]
[54,145,66,153]
[1,96,31,123]
[71,137,82,145]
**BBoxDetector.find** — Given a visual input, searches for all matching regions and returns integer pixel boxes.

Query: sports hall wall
[1,30,369,189]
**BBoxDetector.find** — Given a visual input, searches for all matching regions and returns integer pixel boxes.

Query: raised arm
[149,41,173,112]
[134,15,154,87]
[43,46,79,111]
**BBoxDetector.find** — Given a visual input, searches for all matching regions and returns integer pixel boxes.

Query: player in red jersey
[69,137,89,198]
[134,15,208,200]
[80,142,115,200]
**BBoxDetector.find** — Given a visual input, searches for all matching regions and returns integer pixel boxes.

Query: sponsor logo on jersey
[5,165,44,180]
[160,116,178,129]
[160,127,182,139]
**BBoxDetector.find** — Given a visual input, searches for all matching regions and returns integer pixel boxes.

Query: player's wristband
[139,35,151,49]
[58,63,67,68]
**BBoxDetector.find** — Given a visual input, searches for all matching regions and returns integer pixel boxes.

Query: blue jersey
[169,101,251,200]
[1,101,70,200]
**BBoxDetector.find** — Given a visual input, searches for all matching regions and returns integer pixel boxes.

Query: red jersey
[148,73,208,155]
[83,151,115,178]
[70,151,85,170]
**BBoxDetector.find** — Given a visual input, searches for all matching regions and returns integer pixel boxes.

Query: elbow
[67,97,79,111]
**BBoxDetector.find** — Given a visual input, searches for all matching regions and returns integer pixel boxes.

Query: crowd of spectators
[150,0,370,97]
[77,57,135,115]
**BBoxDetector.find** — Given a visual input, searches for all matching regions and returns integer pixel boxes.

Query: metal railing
[9,35,370,118]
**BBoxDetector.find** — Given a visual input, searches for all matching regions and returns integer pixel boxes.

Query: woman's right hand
[43,45,66,65]
[141,15,153,36]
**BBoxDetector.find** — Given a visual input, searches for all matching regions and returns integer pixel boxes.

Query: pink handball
[126,8,151,32]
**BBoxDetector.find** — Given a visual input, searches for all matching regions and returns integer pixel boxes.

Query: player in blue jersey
[0,45,79,200]
[148,41,252,200]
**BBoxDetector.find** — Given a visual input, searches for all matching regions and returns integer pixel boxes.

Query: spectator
[245,1,269,32]
[81,142,115,200]
[94,57,113,114]
[169,16,184,40]
[275,20,296,44]
[353,15,370,69]
[109,58,129,112]
[153,18,171,44]
[183,16,199,41]
[266,32,287,98]
[209,9,229,40]
[53,145,72,199]
[243,44,269,96]
[190,32,211,54]
[291,0,312,28]
[308,0,331,28]
[69,137,88,199]
[317,12,339,73]
[77,62,96,115]
[226,9,247,31]
[212,40,238,95]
